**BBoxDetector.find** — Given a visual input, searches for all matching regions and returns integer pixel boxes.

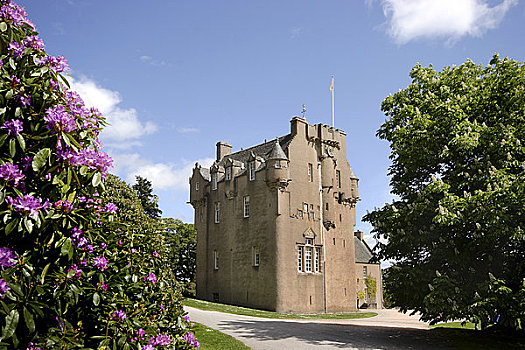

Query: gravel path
[185,306,455,350]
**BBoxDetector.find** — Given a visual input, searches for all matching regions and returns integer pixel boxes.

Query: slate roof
[354,237,375,264]
[268,139,288,160]
[221,133,293,165]
[349,166,359,180]
[199,167,210,181]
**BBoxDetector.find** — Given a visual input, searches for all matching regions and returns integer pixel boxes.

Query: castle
[189,116,380,313]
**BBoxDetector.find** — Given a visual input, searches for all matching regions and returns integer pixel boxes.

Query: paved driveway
[185,306,454,350]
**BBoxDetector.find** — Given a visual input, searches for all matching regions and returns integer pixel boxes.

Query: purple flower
[142,346,155,350]
[44,105,77,133]
[0,278,10,298]
[8,41,24,58]
[0,1,35,29]
[25,342,41,350]
[93,256,108,271]
[24,35,44,51]
[54,199,73,213]
[184,315,190,322]
[152,251,159,258]
[10,75,20,86]
[97,282,108,291]
[85,244,94,253]
[100,243,107,250]
[144,273,156,285]
[0,248,17,268]
[0,162,25,186]
[6,194,49,218]
[18,94,31,107]
[104,202,117,214]
[149,333,171,346]
[112,310,126,322]
[66,264,82,279]
[80,258,88,266]
[183,333,199,348]
[38,55,69,72]
[137,328,145,339]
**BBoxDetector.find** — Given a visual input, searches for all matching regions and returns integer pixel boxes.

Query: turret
[266,139,290,189]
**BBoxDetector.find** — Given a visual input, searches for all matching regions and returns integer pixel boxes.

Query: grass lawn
[184,298,377,319]
[192,322,250,350]
[429,321,477,330]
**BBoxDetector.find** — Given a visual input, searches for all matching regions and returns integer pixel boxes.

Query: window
[248,161,255,181]
[363,266,368,277]
[315,247,321,273]
[214,250,219,270]
[253,246,260,266]
[305,238,313,245]
[275,160,281,168]
[305,247,312,273]
[336,170,341,188]
[211,172,217,190]
[308,163,313,182]
[243,196,250,218]
[326,203,329,211]
[196,182,199,191]
[303,203,309,214]
[225,167,232,180]
[214,202,220,223]
[297,246,303,272]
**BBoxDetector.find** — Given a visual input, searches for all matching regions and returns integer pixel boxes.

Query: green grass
[192,322,250,350]
[184,298,377,319]
[429,321,477,330]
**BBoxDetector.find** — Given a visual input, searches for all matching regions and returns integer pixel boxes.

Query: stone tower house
[189,116,361,313]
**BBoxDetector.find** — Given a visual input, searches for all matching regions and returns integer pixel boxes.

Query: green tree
[160,218,197,296]
[133,175,162,219]
[0,2,198,348]
[364,54,525,332]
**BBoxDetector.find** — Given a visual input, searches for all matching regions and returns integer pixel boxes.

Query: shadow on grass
[209,318,524,350]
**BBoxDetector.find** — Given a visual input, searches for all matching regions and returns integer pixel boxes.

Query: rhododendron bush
[0,1,197,348]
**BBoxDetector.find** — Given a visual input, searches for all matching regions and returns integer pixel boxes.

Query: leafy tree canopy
[364,54,525,332]
[133,175,162,219]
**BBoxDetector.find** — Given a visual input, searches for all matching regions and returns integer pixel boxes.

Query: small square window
[275,160,281,168]
[225,167,232,181]
[196,182,199,191]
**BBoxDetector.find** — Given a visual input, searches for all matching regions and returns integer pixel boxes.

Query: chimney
[290,116,307,137]
[216,142,232,161]
[354,230,363,241]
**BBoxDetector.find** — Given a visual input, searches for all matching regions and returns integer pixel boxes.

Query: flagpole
[330,75,335,128]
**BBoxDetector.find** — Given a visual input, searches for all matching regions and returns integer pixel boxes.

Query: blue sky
[19,0,525,245]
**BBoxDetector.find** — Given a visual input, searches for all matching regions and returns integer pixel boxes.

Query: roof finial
[301,104,306,119]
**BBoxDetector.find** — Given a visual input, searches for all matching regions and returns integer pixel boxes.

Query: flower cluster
[8,41,23,58]
[144,273,157,285]
[2,119,23,136]
[0,278,10,298]
[183,333,200,349]
[0,162,24,186]
[54,199,73,214]
[44,105,77,133]
[38,55,69,72]
[24,35,44,51]
[0,0,35,29]
[112,310,126,322]
[104,202,117,214]
[66,264,82,279]
[0,247,17,268]
[56,144,113,175]
[93,256,108,271]
[149,333,172,347]
[5,194,50,218]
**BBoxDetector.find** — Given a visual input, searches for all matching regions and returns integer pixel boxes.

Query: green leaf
[23,307,35,333]
[2,309,19,340]
[32,148,51,171]
[79,166,88,176]
[61,238,73,260]
[93,292,100,306]
[16,135,25,152]
[92,172,102,187]
[41,263,51,284]
[23,217,33,233]
[5,218,18,235]
[0,22,7,32]
[0,134,7,147]
[9,138,15,158]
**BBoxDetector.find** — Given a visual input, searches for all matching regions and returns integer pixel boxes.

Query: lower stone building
[189,116,381,313]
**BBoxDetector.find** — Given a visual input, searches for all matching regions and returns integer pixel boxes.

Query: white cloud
[177,127,200,134]
[289,26,303,39]
[68,76,157,147]
[139,55,169,67]
[377,0,517,44]
[112,153,214,192]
